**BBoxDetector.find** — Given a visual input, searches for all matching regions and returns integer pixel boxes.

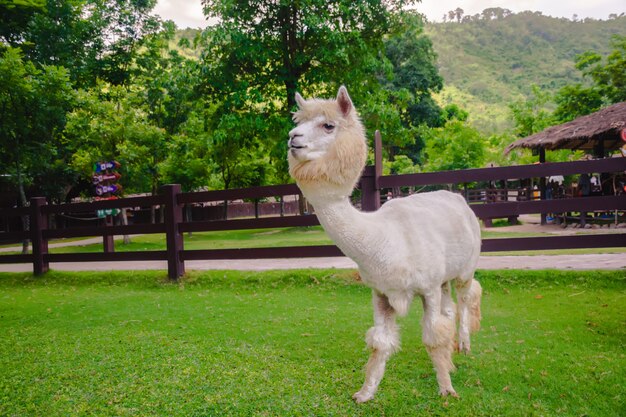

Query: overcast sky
[153,0,625,29]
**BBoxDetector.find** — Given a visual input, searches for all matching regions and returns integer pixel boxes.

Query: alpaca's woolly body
[287,86,482,401]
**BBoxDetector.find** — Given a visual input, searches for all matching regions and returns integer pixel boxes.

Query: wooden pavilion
[505,101,626,158]
[505,101,626,225]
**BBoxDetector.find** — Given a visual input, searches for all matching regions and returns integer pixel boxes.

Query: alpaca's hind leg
[353,291,399,403]
[441,282,456,322]
[441,282,458,350]
[422,287,457,397]
[455,277,482,354]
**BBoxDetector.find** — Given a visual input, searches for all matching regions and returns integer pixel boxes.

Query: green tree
[206,111,276,190]
[159,111,212,192]
[199,0,418,182]
[136,22,201,135]
[0,47,74,252]
[0,0,45,46]
[63,84,166,197]
[0,47,75,206]
[422,119,485,173]
[95,0,162,86]
[553,84,603,122]
[8,0,162,88]
[554,34,626,122]
[200,0,415,109]
[575,35,626,104]
[509,85,555,138]
[365,11,443,164]
[23,0,101,87]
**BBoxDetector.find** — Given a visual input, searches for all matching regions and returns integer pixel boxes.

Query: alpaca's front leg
[422,288,457,397]
[353,291,399,403]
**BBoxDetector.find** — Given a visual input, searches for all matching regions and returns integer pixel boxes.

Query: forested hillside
[425,11,626,132]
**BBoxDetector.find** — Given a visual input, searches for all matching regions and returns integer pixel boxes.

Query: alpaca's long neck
[301,185,376,263]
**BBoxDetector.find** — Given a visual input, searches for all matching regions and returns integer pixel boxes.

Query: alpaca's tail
[468,279,482,333]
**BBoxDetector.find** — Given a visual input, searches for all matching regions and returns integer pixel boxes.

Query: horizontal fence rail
[182,245,344,261]
[471,195,626,218]
[178,184,301,204]
[179,215,319,234]
[1,143,624,277]
[43,194,166,214]
[43,223,166,239]
[379,157,626,188]
[481,234,626,252]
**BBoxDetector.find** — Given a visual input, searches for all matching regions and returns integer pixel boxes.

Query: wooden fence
[1,135,625,279]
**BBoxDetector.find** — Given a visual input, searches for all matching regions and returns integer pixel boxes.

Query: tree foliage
[63,84,167,196]
[363,11,443,164]
[3,0,625,209]
[554,34,626,122]
[422,119,485,172]
[0,47,75,204]
[198,0,420,183]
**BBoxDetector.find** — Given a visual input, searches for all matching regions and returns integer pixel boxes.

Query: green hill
[425,11,626,133]
[172,11,625,134]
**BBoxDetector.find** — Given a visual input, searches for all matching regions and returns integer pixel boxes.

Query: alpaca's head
[287,86,367,196]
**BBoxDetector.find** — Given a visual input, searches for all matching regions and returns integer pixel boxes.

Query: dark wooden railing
[1,134,625,278]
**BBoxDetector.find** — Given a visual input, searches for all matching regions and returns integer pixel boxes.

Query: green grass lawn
[0,269,624,416]
[43,226,333,254]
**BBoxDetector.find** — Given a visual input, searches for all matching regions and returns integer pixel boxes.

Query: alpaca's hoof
[439,386,459,397]
[458,340,471,354]
[353,390,375,403]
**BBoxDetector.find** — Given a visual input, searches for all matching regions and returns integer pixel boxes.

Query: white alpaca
[287,86,482,402]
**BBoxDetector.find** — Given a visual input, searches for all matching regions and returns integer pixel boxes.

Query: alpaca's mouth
[290,147,305,158]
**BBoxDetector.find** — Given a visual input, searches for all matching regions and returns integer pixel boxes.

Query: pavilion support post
[539,148,547,225]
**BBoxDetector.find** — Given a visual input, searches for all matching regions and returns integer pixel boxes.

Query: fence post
[162,184,185,279]
[361,130,382,212]
[30,197,49,275]
[103,215,115,253]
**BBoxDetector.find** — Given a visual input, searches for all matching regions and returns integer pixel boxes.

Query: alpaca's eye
[323,123,335,131]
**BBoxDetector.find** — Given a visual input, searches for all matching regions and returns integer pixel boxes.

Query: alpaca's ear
[295,92,306,108]
[337,86,352,117]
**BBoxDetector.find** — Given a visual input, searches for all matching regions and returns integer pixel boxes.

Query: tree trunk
[185,204,193,237]
[17,165,29,254]
[121,208,131,244]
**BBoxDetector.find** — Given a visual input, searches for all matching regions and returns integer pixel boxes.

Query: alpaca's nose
[288,131,303,148]
[289,130,302,140]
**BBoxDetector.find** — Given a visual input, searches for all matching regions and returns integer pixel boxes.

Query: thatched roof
[505,101,626,154]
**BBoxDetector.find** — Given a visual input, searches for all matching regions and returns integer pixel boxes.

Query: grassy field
[0,269,624,416]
